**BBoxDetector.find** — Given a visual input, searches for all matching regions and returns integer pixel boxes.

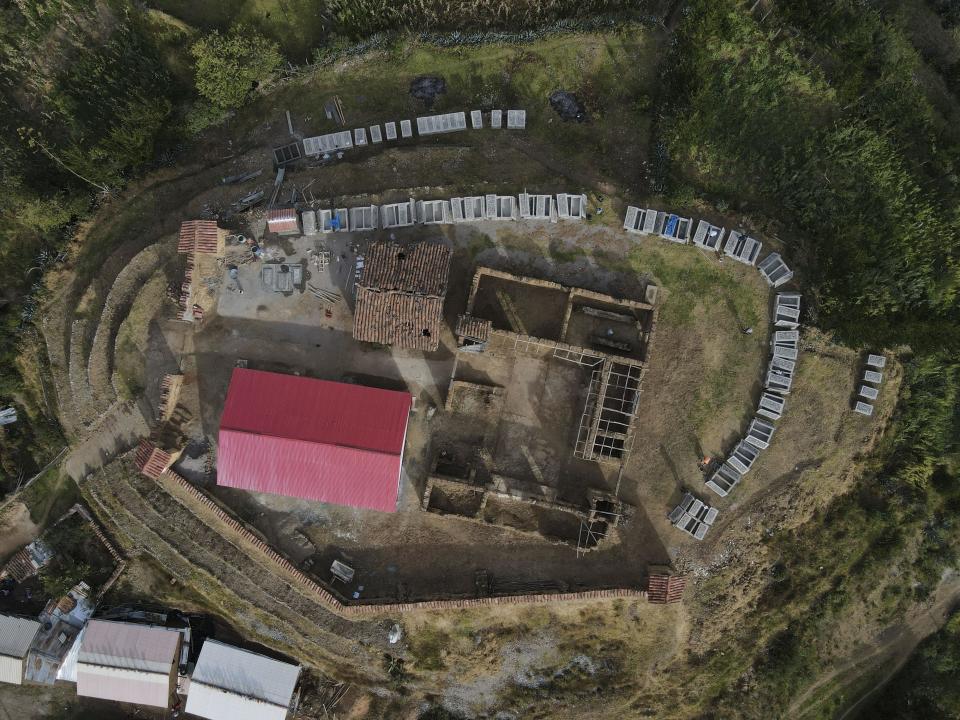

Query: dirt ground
[0,502,39,563]
[123,211,783,605]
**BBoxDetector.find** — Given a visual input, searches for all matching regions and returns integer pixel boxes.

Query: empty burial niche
[380,200,416,228]
[758,252,794,287]
[556,193,587,219]
[727,440,760,475]
[745,417,776,450]
[348,205,378,231]
[485,194,516,220]
[303,130,353,155]
[693,220,726,250]
[670,492,719,539]
[723,230,762,265]
[416,111,467,135]
[706,462,742,497]
[623,206,659,235]
[757,391,786,421]
[658,213,692,243]
[416,199,452,224]
[451,196,486,222]
[775,293,802,328]
[507,109,526,129]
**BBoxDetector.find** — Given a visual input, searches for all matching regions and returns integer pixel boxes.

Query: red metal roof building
[217,369,413,512]
[266,208,300,235]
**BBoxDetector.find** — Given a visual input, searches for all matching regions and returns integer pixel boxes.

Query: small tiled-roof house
[353,241,452,351]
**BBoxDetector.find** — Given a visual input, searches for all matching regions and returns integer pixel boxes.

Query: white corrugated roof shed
[0,614,40,685]
[186,640,300,720]
[77,620,181,708]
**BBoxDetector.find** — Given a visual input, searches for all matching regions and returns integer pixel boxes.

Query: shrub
[191,28,282,110]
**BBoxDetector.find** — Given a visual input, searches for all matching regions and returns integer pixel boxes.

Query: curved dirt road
[788,572,960,720]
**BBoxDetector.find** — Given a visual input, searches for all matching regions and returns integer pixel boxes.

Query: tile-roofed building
[185,640,301,720]
[0,538,53,582]
[353,241,452,351]
[0,614,41,685]
[177,220,222,255]
[134,439,178,480]
[455,315,492,345]
[646,567,686,604]
[77,620,182,708]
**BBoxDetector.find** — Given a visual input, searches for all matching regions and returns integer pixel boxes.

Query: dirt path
[0,503,40,563]
[788,571,960,719]
[63,399,151,481]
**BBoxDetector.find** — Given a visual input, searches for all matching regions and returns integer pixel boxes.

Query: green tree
[190,28,282,110]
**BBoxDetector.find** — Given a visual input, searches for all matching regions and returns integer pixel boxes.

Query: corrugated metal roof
[186,640,299,720]
[78,620,180,673]
[0,656,26,685]
[0,613,40,660]
[217,369,412,512]
[266,208,299,234]
[76,665,173,707]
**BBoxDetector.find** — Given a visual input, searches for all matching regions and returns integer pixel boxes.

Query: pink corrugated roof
[217,369,412,512]
[266,208,299,233]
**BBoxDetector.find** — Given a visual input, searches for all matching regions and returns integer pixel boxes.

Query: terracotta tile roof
[358,241,451,296]
[647,572,686,604]
[134,440,173,480]
[353,242,452,351]
[354,288,444,351]
[455,314,491,342]
[178,221,220,254]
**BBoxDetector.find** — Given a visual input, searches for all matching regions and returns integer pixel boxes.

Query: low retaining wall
[161,469,649,617]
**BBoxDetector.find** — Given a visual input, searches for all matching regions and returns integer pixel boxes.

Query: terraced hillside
[82,456,391,681]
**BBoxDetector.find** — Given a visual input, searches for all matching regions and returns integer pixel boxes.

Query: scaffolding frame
[574,360,644,464]
[576,496,624,557]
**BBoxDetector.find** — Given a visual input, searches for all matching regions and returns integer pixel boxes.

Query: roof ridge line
[219,426,401,457]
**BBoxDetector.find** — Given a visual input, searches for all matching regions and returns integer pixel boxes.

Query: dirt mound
[410,76,447,106]
[549,90,587,122]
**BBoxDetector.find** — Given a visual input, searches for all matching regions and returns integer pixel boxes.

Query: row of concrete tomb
[274,109,526,164]
[854,354,887,417]
[623,207,795,288]
[670,292,803,540]
[265,191,590,234]
[0,609,300,720]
